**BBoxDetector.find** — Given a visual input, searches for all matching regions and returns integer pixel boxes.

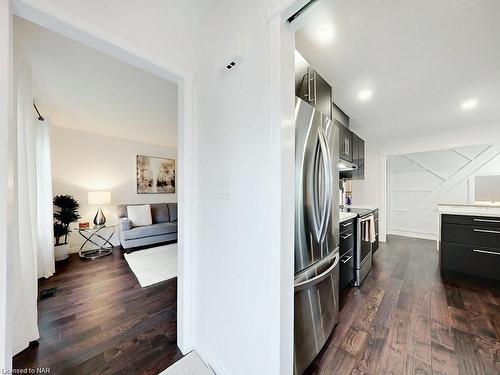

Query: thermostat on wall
[220,34,246,73]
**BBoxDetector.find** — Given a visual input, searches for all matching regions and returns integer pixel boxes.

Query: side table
[75,224,117,260]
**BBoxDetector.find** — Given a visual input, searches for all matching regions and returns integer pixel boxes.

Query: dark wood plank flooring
[13,248,182,375]
[13,236,500,375]
[306,235,500,375]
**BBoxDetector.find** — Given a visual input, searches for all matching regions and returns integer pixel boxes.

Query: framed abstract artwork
[136,155,175,194]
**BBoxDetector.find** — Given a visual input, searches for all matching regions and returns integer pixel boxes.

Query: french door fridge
[294,97,340,375]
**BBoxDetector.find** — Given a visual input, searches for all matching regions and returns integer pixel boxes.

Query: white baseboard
[388,229,437,241]
[196,345,231,375]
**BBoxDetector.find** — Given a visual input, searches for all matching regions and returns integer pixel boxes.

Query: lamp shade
[88,191,111,205]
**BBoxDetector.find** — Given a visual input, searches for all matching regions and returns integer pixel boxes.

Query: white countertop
[437,203,500,217]
[343,205,378,211]
[339,212,358,222]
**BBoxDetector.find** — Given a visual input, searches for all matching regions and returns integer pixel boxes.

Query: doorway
[3,1,196,372]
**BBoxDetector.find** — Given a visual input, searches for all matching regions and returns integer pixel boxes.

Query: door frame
[0,0,12,370]
[1,0,195,367]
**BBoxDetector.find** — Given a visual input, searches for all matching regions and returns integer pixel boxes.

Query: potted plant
[53,195,81,261]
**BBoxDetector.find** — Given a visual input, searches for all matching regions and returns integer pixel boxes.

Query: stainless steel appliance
[294,97,340,375]
[355,211,374,286]
[340,207,376,286]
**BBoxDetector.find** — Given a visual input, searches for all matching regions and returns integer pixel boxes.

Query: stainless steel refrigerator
[294,97,340,375]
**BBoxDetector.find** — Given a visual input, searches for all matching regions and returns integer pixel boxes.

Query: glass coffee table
[75,223,117,260]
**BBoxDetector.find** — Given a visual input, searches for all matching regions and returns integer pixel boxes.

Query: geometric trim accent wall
[388,145,500,240]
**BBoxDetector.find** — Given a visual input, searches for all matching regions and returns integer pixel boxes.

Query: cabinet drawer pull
[340,255,353,264]
[473,229,500,234]
[473,218,500,224]
[341,233,352,240]
[341,221,352,227]
[473,249,500,256]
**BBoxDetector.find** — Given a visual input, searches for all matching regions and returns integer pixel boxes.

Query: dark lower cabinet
[441,242,500,281]
[440,214,500,282]
[339,218,355,289]
[339,227,354,255]
[339,249,354,290]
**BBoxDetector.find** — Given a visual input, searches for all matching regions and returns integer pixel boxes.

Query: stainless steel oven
[354,213,373,286]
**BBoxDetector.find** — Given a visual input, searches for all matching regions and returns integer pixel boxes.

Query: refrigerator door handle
[317,127,333,243]
[294,251,339,291]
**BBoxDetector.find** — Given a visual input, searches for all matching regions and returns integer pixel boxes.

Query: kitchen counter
[340,212,357,222]
[343,204,378,211]
[438,204,500,283]
[437,203,500,217]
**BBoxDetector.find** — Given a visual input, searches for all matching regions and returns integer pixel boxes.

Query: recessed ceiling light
[317,25,335,44]
[461,98,478,110]
[358,89,373,101]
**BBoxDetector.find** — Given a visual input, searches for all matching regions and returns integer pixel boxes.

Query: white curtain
[12,63,54,355]
[36,120,55,278]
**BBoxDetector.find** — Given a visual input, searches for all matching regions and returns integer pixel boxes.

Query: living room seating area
[118,203,178,249]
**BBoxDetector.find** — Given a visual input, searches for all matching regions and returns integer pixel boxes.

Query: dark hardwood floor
[13,236,500,375]
[13,248,182,375]
[305,235,500,375]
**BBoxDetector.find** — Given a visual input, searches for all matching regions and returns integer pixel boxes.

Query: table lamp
[88,191,111,226]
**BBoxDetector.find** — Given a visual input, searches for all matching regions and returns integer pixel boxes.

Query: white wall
[191,1,296,374]
[350,145,387,241]
[388,145,500,240]
[51,126,177,251]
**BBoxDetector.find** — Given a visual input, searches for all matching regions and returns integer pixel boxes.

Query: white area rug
[158,352,214,375]
[124,244,177,287]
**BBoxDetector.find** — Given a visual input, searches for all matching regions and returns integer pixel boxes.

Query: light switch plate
[216,182,231,200]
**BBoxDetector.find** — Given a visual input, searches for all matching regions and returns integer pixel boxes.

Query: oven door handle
[359,215,373,223]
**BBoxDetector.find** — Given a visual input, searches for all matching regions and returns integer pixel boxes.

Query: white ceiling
[14,16,178,147]
[295,0,500,142]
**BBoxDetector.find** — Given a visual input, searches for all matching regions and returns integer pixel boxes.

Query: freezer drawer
[294,250,340,375]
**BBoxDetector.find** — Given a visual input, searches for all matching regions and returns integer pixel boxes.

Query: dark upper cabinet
[313,70,332,119]
[340,132,365,180]
[353,133,365,180]
[333,104,352,162]
[295,51,309,100]
[337,122,353,162]
[333,103,349,128]
[335,102,365,180]
[295,51,332,119]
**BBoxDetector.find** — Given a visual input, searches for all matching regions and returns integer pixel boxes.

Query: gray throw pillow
[151,203,170,223]
[167,203,177,222]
